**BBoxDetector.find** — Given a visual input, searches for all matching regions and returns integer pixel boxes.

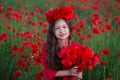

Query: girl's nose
[59,28,64,33]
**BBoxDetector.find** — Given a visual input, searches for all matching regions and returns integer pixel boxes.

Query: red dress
[41,41,80,80]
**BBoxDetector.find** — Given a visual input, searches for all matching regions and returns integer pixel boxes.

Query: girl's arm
[55,66,82,79]
[55,69,70,76]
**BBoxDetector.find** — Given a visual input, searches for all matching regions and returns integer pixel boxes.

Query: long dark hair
[46,18,72,79]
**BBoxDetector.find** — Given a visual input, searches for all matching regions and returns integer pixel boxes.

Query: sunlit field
[0,0,120,80]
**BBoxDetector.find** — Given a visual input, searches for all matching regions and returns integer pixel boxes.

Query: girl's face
[54,19,70,40]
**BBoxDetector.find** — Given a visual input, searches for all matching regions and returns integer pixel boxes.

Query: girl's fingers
[73,66,78,69]
[77,72,82,79]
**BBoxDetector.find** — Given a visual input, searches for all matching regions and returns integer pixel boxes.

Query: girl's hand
[69,66,82,79]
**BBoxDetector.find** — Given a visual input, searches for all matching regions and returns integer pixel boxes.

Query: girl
[41,5,82,80]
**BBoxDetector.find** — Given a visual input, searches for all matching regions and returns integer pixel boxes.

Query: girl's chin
[57,37,68,40]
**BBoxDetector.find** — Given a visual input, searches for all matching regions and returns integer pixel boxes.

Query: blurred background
[0,0,120,80]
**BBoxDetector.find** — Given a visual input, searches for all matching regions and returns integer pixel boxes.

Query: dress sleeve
[41,44,57,80]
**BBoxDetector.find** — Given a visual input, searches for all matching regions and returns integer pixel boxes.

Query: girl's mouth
[59,34,65,37]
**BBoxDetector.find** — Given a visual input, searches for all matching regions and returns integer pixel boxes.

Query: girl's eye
[55,27,60,30]
[63,26,67,28]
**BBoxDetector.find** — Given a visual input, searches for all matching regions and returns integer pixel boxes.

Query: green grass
[0,0,120,80]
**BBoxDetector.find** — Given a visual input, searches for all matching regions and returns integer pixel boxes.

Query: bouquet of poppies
[58,44,100,72]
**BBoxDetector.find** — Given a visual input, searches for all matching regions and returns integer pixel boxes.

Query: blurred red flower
[35,8,40,13]
[13,70,21,78]
[8,6,14,12]
[24,5,29,10]
[0,3,3,14]
[28,20,36,26]
[91,4,100,11]
[0,33,8,42]
[77,19,86,28]
[30,43,39,55]
[117,52,120,58]
[17,58,25,68]
[42,29,47,33]
[105,77,113,80]
[104,23,112,30]
[94,53,101,59]
[36,71,44,80]
[0,3,2,7]
[33,56,41,66]
[26,60,31,65]
[116,0,120,3]
[80,36,86,42]
[19,30,34,39]
[11,45,18,51]
[87,33,92,39]
[92,26,101,34]
[100,60,107,66]
[102,48,110,56]
[6,24,12,30]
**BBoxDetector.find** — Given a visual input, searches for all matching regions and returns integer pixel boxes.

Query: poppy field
[0,0,120,80]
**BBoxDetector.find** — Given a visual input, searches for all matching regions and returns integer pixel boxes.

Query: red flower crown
[44,5,75,23]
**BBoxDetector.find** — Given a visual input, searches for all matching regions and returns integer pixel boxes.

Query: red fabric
[41,41,80,80]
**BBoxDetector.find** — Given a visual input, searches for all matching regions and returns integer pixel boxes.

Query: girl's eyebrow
[55,26,60,27]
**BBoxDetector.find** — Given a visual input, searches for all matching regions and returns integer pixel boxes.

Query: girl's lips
[59,34,65,37]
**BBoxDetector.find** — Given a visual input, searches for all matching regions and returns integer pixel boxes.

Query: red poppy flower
[92,26,101,34]
[80,36,86,42]
[100,60,107,66]
[24,67,29,73]
[77,19,86,28]
[24,5,29,10]
[28,20,36,26]
[62,58,73,67]
[58,46,68,58]
[102,48,110,56]
[36,71,44,80]
[44,5,74,23]
[6,24,12,30]
[33,56,41,66]
[91,4,100,11]
[30,43,39,55]
[13,70,21,78]
[105,77,113,80]
[25,15,31,21]
[80,5,88,11]
[0,3,2,8]
[8,6,14,12]
[116,0,120,3]
[104,23,112,30]
[117,52,120,58]
[19,30,34,39]
[0,33,8,42]
[0,3,2,14]
[42,29,47,33]
[87,33,92,39]
[17,58,25,68]
[35,8,40,13]
[11,45,18,51]
[58,44,99,72]
[94,53,101,59]
[26,60,31,65]
[30,11,34,16]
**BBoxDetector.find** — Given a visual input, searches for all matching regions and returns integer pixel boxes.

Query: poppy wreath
[44,5,74,23]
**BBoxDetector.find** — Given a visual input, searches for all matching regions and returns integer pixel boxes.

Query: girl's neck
[58,39,69,48]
